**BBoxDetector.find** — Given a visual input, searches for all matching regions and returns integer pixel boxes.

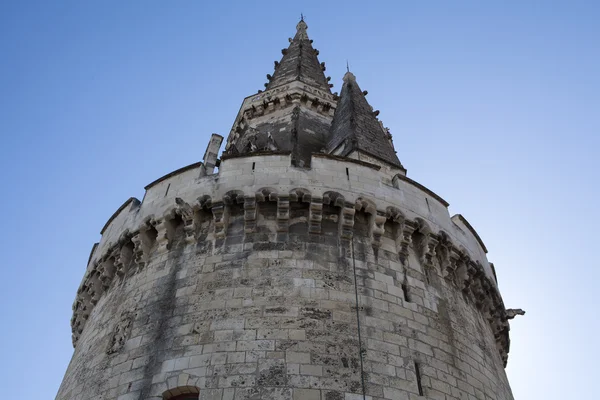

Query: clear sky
[0,1,598,398]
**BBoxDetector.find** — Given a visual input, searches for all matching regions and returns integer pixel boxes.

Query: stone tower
[57,20,521,400]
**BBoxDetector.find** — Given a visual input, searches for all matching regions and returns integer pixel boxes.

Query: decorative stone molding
[70,185,515,366]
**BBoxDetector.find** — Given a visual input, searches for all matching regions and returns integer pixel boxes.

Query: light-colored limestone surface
[57,150,515,400]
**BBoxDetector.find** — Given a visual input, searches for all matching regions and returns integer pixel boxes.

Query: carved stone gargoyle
[506,309,526,319]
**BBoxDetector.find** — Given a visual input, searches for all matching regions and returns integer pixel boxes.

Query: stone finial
[343,71,356,83]
[295,19,308,40]
[202,133,223,175]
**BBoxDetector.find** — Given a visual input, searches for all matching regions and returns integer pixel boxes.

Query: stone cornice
[220,150,292,161]
[312,153,381,170]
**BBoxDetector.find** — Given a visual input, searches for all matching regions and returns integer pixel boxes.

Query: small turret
[328,71,404,169]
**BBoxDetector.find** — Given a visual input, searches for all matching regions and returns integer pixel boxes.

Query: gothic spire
[328,72,403,169]
[266,19,331,92]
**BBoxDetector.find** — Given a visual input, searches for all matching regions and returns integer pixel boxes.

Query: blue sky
[0,1,598,398]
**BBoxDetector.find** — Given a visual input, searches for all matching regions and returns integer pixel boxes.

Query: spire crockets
[266,19,331,92]
[328,72,404,169]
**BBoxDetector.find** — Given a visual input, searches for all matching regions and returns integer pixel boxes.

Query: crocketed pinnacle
[266,20,331,92]
[328,72,403,168]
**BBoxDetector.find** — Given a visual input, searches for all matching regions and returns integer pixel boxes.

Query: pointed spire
[295,18,308,40]
[328,72,404,168]
[266,20,331,92]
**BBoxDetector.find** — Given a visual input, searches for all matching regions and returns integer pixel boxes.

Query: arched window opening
[162,386,200,400]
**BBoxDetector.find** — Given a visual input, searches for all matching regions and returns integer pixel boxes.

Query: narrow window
[425,197,431,212]
[252,162,256,171]
[346,167,349,180]
[414,361,424,396]
[402,283,410,302]
[164,183,171,197]
[402,269,410,302]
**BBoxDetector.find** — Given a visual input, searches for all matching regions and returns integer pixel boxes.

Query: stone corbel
[453,255,470,291]
[115,237,134,276]
[398,222,416,265]
[76,289,91,320]
[309,197,323,233]
[423,233,439,268]
[243,196,257,233]
[211,201,227,239]
[323,191,345,208]
[98,257,116,290]
[175,198,196,244]
[131,225,150,269]
[435,233,451,273]
[385,207,405,245]
[355,198,377,215]
[112,243,126,277]
[340,202,356,239]
[478,278,494,313]
[152,217,170,254]
[444,247,462,280]
[85,270,103,306]
[221,190,245,237]
[277,195,290,232]
[370,211,387,248]
[461,260,478,296]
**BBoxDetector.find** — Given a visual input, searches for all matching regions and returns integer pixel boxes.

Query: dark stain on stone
[301,307,332,320]
[325,391,344,400]
[258,364,287,387]
[265,306,288,314]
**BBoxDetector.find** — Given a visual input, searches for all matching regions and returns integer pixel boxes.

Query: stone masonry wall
[57,154,513,400]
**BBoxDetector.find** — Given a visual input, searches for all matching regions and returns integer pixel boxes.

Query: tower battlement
[58,20,519,400]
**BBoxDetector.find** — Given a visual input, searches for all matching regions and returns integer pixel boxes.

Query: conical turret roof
[266,19,331,92]
[328,72,403,168]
